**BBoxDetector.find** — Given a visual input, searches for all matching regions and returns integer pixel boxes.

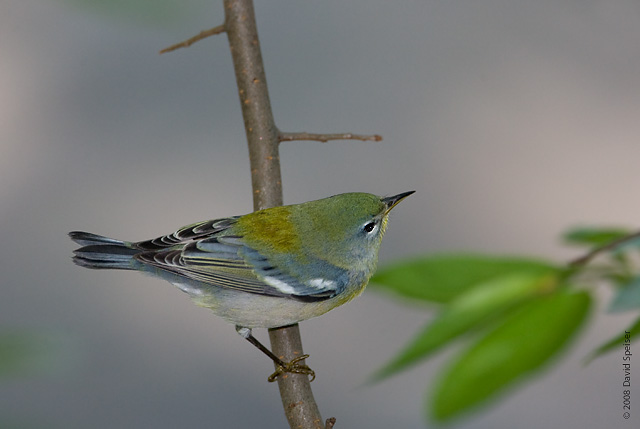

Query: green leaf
[609,277,640,313]
[431,290,591,421]
[564,227,630,247]
[372,272,559,381]
[371,254,558,304]
[0,331,68,378]
[586,317,640,362]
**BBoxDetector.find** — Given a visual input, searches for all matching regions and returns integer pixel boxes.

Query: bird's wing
[133,217,241,250]
[134,233,345,301]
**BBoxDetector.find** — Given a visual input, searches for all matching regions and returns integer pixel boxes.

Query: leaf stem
[569,230,640,267]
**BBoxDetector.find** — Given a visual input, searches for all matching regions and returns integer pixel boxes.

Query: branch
[569,230,640,267]
[223,0,326,427]
[279,131,382,143]
[159,24,226,54]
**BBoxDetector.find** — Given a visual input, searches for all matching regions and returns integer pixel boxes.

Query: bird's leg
[235,326,315,382]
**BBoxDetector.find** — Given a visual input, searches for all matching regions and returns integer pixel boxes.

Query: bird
[69,191,414,381]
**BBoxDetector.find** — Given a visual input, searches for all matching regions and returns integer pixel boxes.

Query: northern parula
[70,191,413,380]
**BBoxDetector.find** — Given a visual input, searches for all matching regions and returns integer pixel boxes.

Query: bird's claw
[268,354,316,382]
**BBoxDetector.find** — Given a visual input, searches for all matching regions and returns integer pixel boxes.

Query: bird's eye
[363,222,376,233]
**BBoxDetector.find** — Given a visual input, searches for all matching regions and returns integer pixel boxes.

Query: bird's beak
[382,191,415,215]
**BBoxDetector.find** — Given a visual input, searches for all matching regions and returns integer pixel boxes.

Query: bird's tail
[69,231,139,270]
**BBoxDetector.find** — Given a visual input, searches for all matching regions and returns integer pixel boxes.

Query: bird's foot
[268,354,315,382]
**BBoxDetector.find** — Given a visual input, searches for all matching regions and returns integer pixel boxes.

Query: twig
[159,24,226,54]
[569,230,640,267]
[279,131,382,143]
[325,417,337,428]
[224,0,325,428]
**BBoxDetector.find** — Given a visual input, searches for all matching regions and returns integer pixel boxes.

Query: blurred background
[2,0,639,427]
